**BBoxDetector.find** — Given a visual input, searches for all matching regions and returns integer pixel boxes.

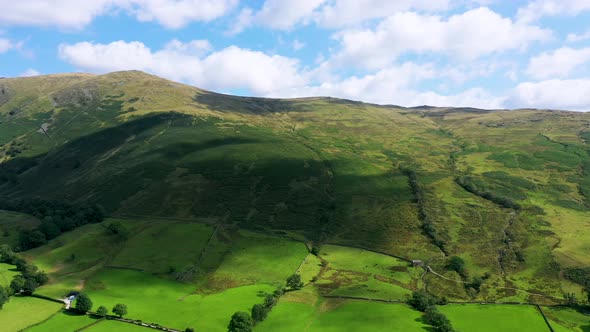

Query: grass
[256,289,429,332]
[0,210,40,247]
[206,230,308,289]
[542,306,590,332]
[85,268,274,331]
[84,319,152,331]
[0,296,61,332]
[0,263,18,287]
[439,304,550,332]
[314,244,421,300]
[25,311,99,331]
[110,220,214,275]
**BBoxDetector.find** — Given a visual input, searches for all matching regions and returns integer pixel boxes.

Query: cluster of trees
[455,176,521,210]
[401,167,447,254]
[407,291,454,332]
[228,273,303,331]
[0,246,49,309]
[446,256,491,296]
[0,199,105,250]
[73,293,128,318]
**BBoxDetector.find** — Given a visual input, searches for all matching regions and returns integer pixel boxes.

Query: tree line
[401,167,448,254]
[0,246,49,310]
[455,176,521,210]
[0,198,105,250]
[227,273,304,332]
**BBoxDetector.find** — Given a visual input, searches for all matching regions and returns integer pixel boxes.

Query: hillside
[1,71,590,326]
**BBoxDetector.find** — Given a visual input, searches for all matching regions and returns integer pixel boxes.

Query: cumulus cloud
[271,62,503,109]
[231,0,324,33]
[313,0,450,28]
[517,0,590,22]
[506,79,590,111]
[19,68,41,77]
[0,0,237,29]
[0,38,12,53]
[333,7,551,69]
[58,40,305,95]
[232,0,454,32]
[526,47,590,80]
[567,29,590,43]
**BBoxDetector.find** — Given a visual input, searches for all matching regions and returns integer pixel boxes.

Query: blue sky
[1,0,590,110]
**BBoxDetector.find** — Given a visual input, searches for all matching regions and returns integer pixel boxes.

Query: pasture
[439,304,550,332]
[256,290,429,332]
[85,268,274,331]
[0,296,61,332]
[0,263,18,287]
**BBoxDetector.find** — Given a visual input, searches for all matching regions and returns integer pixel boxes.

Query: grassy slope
[0,263,18,287]
[0,210,40,247]
[1,71,589,303]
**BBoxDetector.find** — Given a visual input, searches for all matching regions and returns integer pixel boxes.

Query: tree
[263,294,277,308]
[22,278,39,295]
[0,286,9,309]
[407,291,436,312]
[185,328,195,332]
[286,274,303,290]
[75,293,93,313]
[112,303,128,317]
[9,275,25,294]
[447,256,466,277]
[565,292,578,306]
[228,311,253,332]
[251,303,268,322]
[425,306,454,332]
[96,305,108,317]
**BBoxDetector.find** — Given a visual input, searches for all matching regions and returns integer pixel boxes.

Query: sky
[1,0,590,111]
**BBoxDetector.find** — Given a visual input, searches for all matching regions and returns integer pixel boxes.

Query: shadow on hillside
[193,92,304,114]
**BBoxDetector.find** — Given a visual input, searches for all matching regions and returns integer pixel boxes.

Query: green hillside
[1,71,590,331]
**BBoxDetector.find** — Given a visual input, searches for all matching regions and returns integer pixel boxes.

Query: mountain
[2,70,590,306]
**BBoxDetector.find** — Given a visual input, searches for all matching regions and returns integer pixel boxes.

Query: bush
[407,291,437,312]
[251,303,268,322]
[424,306,454,332]
[228,312,253,332]
[286,274,303,290]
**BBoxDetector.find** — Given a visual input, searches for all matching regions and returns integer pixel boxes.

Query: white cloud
[0,38,12,53]
[567,29,590,43]
[506,79,590,111]
[126,0,238,29]
[526,47,590,80]
[517,0,590,23]
[231,0,325,33]
[58,40,305,95]
[0,0,237,29]
[293,40,305,50]
[272,62,503,109]
[314,0,450,28]
[333,7,551,69]
[19,68,41,77]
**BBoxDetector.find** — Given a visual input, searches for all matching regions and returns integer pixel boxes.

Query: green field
[315,244,420,301]
[85,268,274,331]
[543,306,590,332]
[85,319,152,331]
[0,262,18,287]
[439,304,550,332]
[256,291,429,332]
[0,296,61,332]
[25,311,99,331]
